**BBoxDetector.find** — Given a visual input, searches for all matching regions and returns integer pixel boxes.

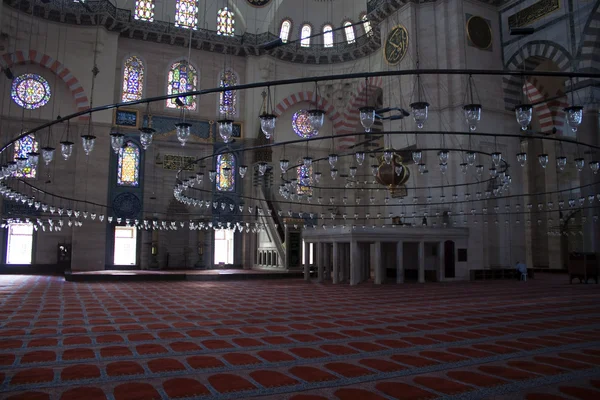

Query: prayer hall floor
[0,274,599,399]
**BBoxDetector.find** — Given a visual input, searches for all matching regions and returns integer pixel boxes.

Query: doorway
[444,240,456,278]
[6,223,34,264]
[114,227,137,265]
[214,229,234,265]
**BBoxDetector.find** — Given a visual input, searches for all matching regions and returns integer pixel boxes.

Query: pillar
[304,241,310,280]
[396,241,404,283]
[350,240,359,285]
[333,242,339,284]
[418,241,425,283]
[317,243,324,283]
[374,241,383,284]
[438,241,445,282]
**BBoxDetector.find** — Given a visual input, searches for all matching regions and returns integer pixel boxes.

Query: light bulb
[463,103,482,131]
[516,152,527,167]
[60,140,74,160]
[466,151,476,166]
[358,106,376,132]
[175,122,191,146]
[41,147,55,165]
[355,151,365,165]
[81,135,96,156]
[217,119,234,143]
[564,106,583,132]
[139,127,155,150]
[110,132,125,154]
[538,154,549,168]
[412,151,422,164]
[410,102,429,129]
[515,104,533,130]
[259,113,276,139]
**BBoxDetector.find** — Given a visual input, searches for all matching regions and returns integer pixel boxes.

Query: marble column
[304,241,311,281]
[396,241,404,283]
[350,240,359,285]
[438,241,446,282]
[374,241,383,284]
[317,243,324,283]
[418,241,425,283]
[332,242,339,284]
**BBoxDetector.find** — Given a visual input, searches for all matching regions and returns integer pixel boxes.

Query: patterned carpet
[0,274,599,400]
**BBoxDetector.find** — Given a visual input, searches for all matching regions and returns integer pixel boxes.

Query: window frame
[165,59,199,110]
[280,19,292,43]
[322,24,334,48]
[343,20,356,44]
[121,54,145,102]
[300,24,312,47]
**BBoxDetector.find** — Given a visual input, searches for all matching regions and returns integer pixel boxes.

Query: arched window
[166,60,198,110]
[361,14,373,36]
[117,142,141,187]
[280,19,292,43]
[344,21,356,44]
[216,153,235,192]
[217,7,235,36]
[219,69,238,116]
[14,135,39,178]
[175,0,198,29]
[323,25,334,48]
[300,24,312,47]
[297,163,313,196]
[134,0,155,21]
[122,55,144,102]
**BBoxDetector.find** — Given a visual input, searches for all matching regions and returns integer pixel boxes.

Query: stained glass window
[13,135,39,178]
[344,21,356,44]
[166,61,198,110]
[117,142,140,187]
[122,55,144,102]
[323,25,334,48]
[280,20,292,43]
[134,0,154,21]
[297,164,313,196]
[301,24,312,47]
[292,110,317,138]
[11,74,51,110]
[362,14,373,36]
[175,0,198,29]
[216,153,235,192]
[217,7,235,36]
[219,69,237,116]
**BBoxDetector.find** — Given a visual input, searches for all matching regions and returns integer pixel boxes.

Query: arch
[273,90,343,134]
[343,20,356,44]
[322,24,334,48]
[0,49,90,120]
[502,40,572,111]
[300,24,312,47]
[337,76,384,149]
[360,12,373,37]
[279,19,292,43]
[524,76,569,135]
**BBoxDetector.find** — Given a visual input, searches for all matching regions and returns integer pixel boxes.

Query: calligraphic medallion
[467,16,492,50]
[247,0,271,7]
[384,25,409,65]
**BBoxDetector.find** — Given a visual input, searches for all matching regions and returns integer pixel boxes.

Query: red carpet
[0,274,599,399]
